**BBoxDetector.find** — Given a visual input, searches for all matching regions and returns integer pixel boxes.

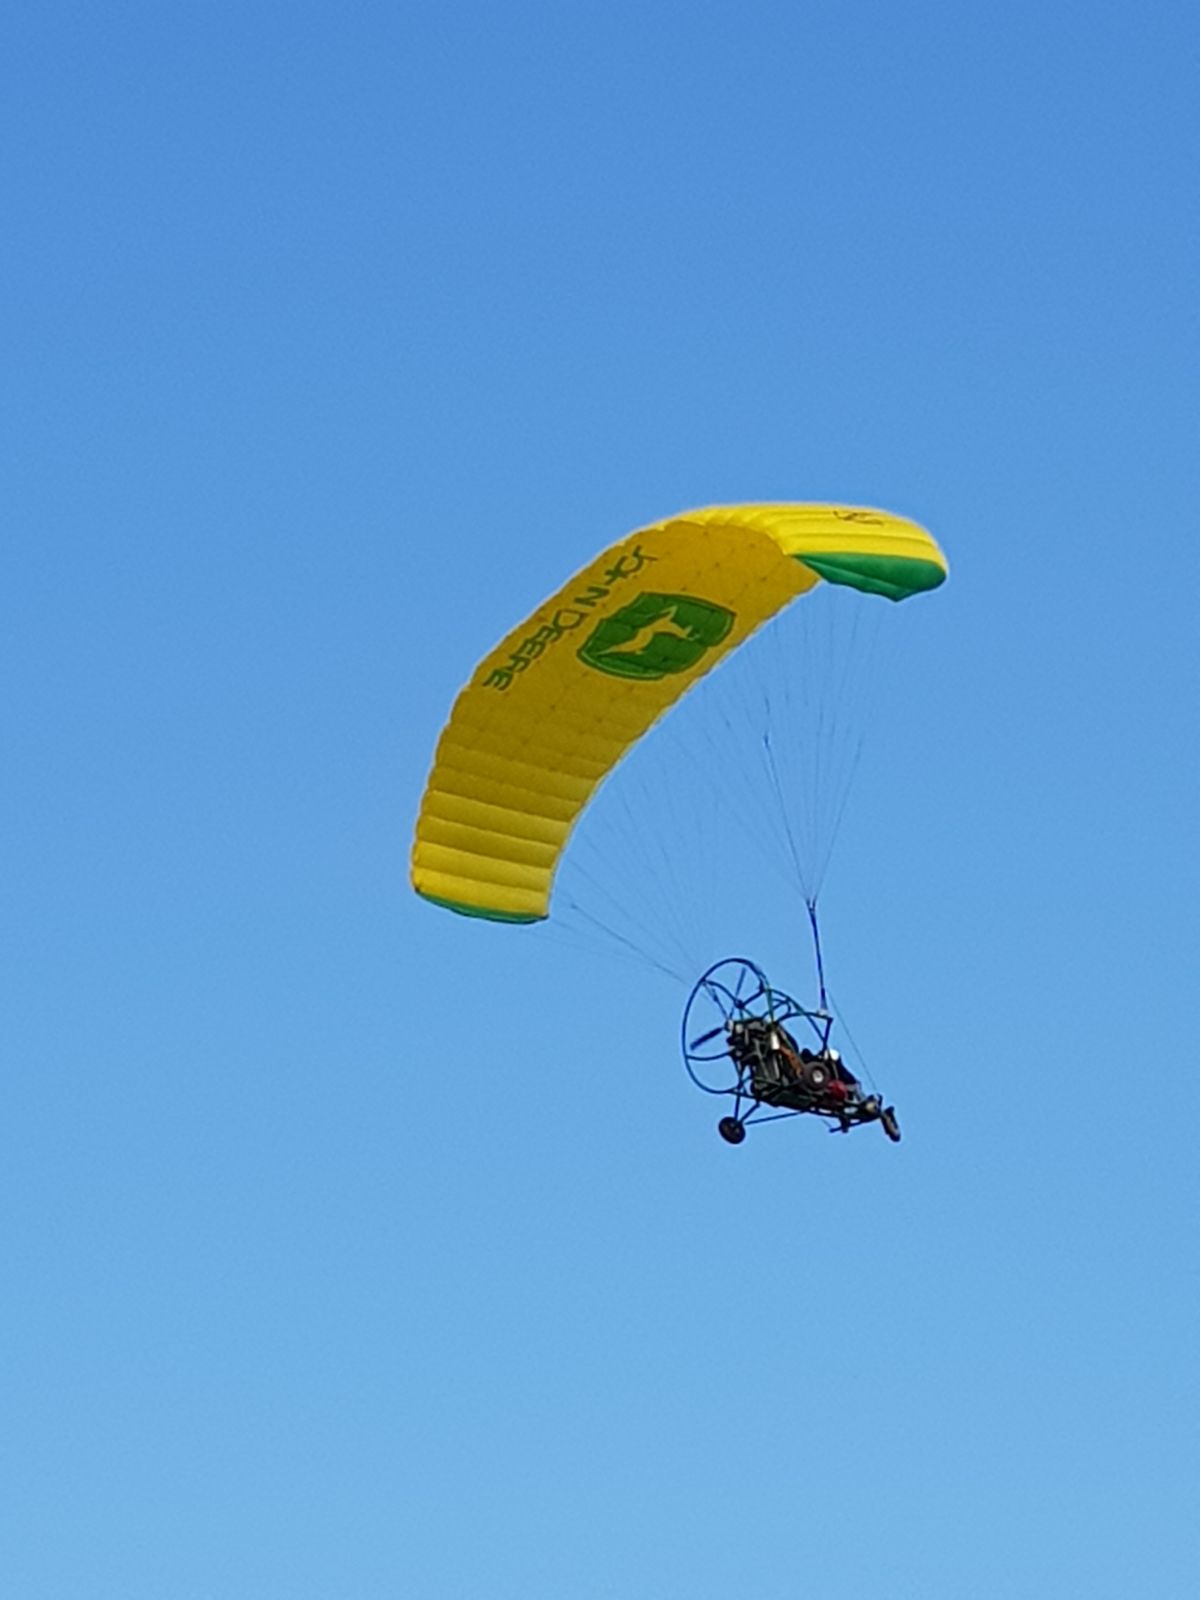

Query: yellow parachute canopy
[412,504,947,923]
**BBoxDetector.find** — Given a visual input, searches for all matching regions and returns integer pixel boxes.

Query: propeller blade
[689,1025,726,1048]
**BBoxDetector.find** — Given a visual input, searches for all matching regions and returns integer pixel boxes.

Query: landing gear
[880,1106,901,1143]
[717,1116,746,1145]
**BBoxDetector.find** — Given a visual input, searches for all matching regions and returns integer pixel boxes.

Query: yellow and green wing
[412,504,947,922]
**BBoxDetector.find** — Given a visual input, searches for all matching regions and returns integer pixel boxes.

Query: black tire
[881,1107,901,1143]
[803,1062,830,1092]
[718,1116,746,1145]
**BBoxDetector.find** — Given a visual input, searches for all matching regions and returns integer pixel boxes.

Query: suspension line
[806,897,829,1014]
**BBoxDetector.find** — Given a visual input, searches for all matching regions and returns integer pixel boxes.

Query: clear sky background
[5,3,1198,1597]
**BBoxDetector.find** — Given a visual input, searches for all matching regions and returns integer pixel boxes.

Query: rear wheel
[803,1061,830,1092]
[718,1116,746,1145]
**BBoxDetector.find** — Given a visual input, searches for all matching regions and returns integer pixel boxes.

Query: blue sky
[5,3,1198,1596]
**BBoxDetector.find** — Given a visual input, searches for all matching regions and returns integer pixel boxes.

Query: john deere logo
[577,593,735,681]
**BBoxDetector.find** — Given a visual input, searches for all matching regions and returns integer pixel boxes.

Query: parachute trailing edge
[411,504,947,923]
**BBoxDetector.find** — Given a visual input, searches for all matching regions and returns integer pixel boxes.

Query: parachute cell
[411,504,947,923]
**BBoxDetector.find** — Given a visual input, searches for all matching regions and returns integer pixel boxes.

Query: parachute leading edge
[411,504,947,923]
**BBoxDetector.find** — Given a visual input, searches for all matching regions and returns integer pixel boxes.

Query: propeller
[689,1024,727,1048]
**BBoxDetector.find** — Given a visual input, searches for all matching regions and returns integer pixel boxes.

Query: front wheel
[718,1116,746,1145]
[881,1107,901,1143]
